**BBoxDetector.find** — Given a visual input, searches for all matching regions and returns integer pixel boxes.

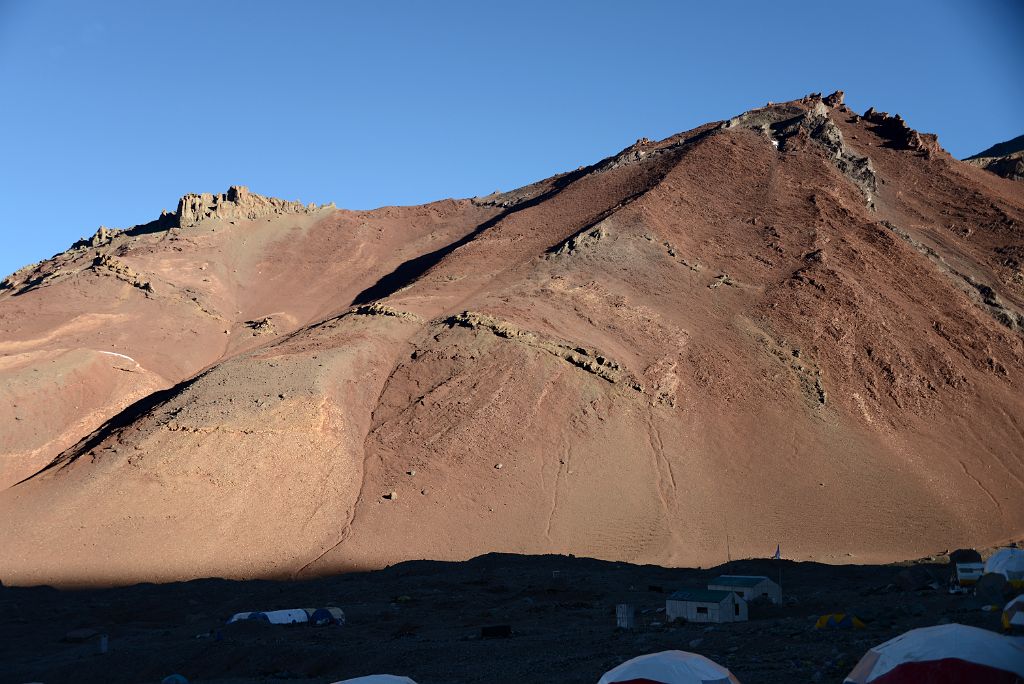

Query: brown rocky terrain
[1,92,1022,588]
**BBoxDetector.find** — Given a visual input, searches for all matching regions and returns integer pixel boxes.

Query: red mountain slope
[1,93,1021,586]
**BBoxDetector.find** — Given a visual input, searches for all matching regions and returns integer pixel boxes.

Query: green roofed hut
[666,589,748,623]
[708,575,781,604]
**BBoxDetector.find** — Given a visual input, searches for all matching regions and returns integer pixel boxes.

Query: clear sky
[1,0,1021,278]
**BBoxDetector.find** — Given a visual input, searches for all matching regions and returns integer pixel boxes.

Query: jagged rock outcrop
[965,134,1024,182]
[92,253,152,292]
[791,100,878,197]
[352,303,420,321]
[71,226,123,249]
[552,224,608,256]
[726,92,877,202]
[978,153,1024,181]
[445,311,641,388]
[176,185,326,228]
[862,107,942,157]
[244,316,276,336]
[823,90,846,108]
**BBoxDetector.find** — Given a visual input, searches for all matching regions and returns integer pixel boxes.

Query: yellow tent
[815,613,866,629]
[1003,595,1024,631]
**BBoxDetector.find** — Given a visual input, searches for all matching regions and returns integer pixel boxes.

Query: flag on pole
[773,543,781,560]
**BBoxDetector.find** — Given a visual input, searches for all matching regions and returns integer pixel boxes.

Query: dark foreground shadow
[0,552,1008,684]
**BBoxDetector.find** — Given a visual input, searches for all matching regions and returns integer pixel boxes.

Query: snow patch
[99,350,138,365]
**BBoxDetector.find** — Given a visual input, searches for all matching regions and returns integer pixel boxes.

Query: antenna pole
[724,509,731,564]
[778,543,782,602]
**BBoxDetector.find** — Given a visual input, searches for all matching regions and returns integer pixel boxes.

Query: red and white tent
[844,623,1024,683]
[598,650,741,684]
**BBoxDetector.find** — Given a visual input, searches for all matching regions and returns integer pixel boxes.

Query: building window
[696,607,708,615]
[734,603,740,616]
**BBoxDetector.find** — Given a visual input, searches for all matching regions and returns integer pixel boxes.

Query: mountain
[1,92,1022,587]
[965,133,1024,181]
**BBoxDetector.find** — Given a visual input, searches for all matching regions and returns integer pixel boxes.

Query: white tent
[330,677,417,684]
[598,650,741,684]
[226,606,345,625]
[844,623,1024,683]
[985,548,1024,586]
[1004,595,1024,630]
[228,609,309,624]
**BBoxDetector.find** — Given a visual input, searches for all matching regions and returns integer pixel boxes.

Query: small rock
[407,470,416,476]
[494,463,503,470]
[383,491,397,501]
[278,393,286,399]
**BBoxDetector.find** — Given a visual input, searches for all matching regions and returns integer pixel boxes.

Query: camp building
[666,588,748,623]
[708,575,781,604]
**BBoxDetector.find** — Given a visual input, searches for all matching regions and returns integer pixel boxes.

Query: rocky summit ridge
[176,185,328,228]
[0,92,1022,587]
[1,186,331,294]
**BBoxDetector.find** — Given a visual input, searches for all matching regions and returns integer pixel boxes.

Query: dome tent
[598,650,741,684]
[844,623,1024,683]
[329,677,417,684]
[1004,595,1024,631]
[814,613,866,629]
[986,548,1024,587]
[228,609,309,624]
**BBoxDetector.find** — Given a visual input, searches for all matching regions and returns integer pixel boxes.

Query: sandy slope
[0,92,1022,586]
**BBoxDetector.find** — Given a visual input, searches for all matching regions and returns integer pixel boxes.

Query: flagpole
[778,542,782,601]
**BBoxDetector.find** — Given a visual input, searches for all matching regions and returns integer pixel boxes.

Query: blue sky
[1,0,1021,278]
